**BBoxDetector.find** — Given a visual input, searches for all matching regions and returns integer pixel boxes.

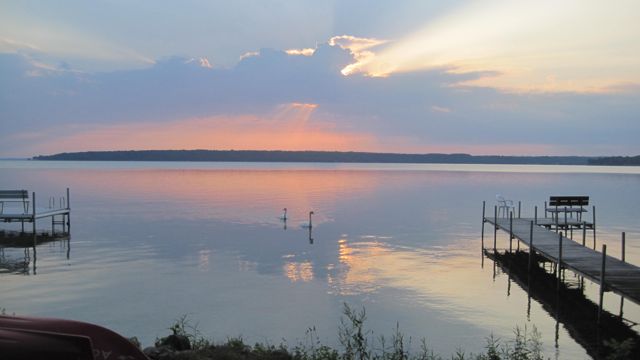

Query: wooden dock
[483,214,640,307]
[0,189,71,235]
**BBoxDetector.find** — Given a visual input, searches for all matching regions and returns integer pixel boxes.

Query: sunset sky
[1,0,639,157]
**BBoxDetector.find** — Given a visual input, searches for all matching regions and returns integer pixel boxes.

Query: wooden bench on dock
[545,196,589,221]
[0,190,30,214]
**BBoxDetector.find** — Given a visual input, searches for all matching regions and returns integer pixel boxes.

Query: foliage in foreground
[149,304,553,360]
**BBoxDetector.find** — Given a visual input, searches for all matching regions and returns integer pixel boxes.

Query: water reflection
[284,261,314,282]
[0,231,70,275]
[1,163,639,359]
[32,169,382,225]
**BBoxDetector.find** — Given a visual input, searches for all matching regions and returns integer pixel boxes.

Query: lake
[1,161,639,358]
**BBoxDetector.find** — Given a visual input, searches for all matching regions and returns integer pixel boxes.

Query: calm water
[1,161,639,358]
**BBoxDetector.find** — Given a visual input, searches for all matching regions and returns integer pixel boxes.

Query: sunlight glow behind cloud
[342,0,640,92]
[285,48,315,56]
[327,35,387,76]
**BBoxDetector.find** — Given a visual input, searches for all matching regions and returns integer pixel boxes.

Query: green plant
[498,326,542,360]
[339,303,371,360]
[416,338,441,360]
[166,314,212,350]
[293,326,339,360]
[389,322,408,360]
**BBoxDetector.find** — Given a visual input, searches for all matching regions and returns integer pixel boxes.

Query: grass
[149,303,553,360]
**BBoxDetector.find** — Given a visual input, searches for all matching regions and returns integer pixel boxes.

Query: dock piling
[620,232,626,319]
[481,201,485,250]
[622,232,626,262]
[593,206,597,250]
[534,206,537,225]
[66,187,71,230]
[31,192,36,235]
[598,244,607,325]
[518,201,521,218]
[557,232,563,291]
[544,201,547,218]
[509,212,513,253]
[493,206,497,253]
[582,221,586,246]
[528,220,534,273]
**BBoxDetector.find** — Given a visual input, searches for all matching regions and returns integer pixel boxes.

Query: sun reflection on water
[284,260,314,282]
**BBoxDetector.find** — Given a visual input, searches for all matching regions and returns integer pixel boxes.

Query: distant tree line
[588,155,640,166]
[30,150,600,165]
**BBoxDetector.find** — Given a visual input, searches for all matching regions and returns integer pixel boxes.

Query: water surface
[1,161,639,358]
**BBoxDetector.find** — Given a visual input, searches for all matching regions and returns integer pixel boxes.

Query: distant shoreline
[30,150,640,166]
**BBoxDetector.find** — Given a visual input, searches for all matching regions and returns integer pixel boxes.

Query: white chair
[496,194,515,217]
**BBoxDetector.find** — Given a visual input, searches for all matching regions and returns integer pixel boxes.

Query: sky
[1,0,639,157]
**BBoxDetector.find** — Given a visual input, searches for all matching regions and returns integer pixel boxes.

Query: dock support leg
[493,206,497,254]
[66,187,71,232]
[622,232,626,261]
[534,206,537,225]
[563,208,568,238]
[481,201,485,250]
[544,201,547,218]
[518,201,521,218]
[509,212,513,253]
[557,232,563,291]
[598,244,607,326]
[528,221,534,273]
[620,232,626,319]
[582,221,586,246]
[593,206,597,250]
[32,191,36,236]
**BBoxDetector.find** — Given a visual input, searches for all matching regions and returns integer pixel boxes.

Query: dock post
[528,220,534,273]
[582,221,586,246]
[557,232,563,291]
[622,232,626,261]
[544,201,547,218]
[593,206,597,250]
[563,208,568,235]
[32,192,36,233]
[518,201,521,218]
[534,206,537,225]
[66,187,71,231]
[493,206,497,253]
[598,244,607,326]
[32,192,36,246]
[509,212,513,253]
[620,232,626,319]
[481,201,485,250]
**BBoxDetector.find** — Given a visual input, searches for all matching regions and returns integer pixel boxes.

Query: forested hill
[32,150,595,165]
[587,156,640,166]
